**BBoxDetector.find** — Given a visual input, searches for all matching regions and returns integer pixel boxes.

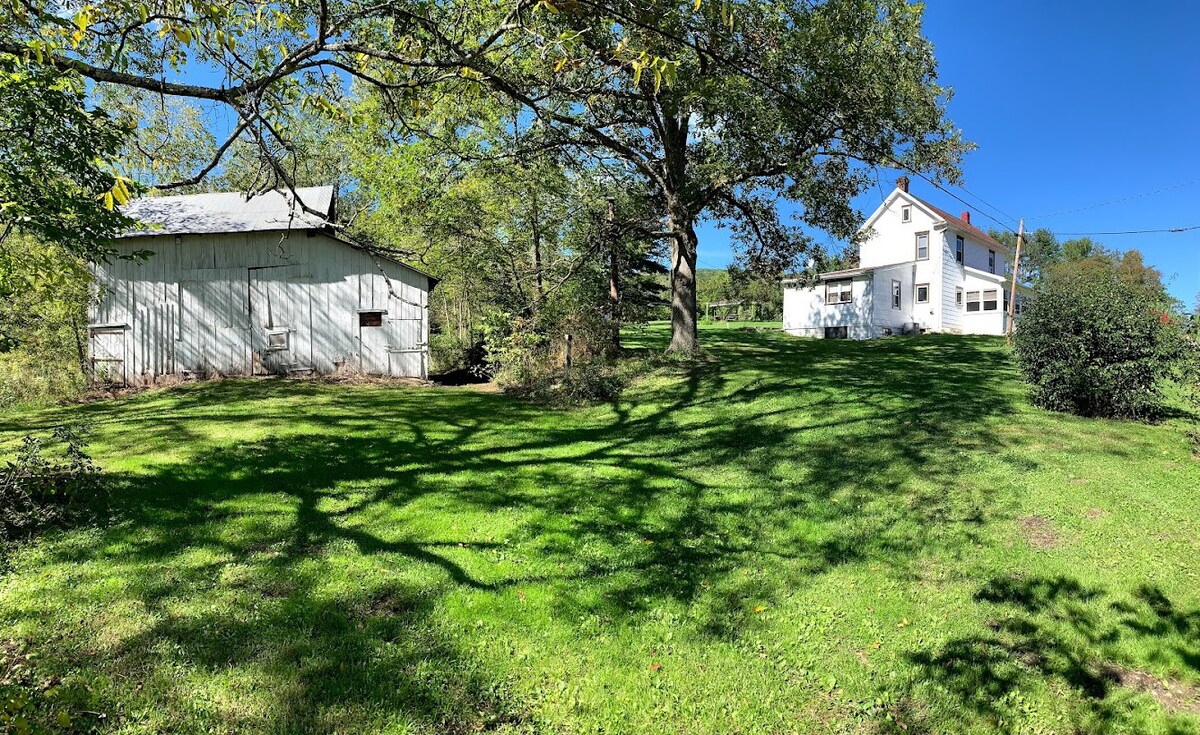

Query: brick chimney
[961,211,971,225]
[896,175,910,193]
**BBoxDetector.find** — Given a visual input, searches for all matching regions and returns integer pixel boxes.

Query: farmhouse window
[901,205,911,223]
[915,283,930,303]
[988,250,996,274]
[983,289,999,311]
[359,310,385,327]
[955,236,964,264]
[891,280,901,309]
[966,290,981,312]
[825,280,853,305]
[915,232,929,260]
[956,288,964,307]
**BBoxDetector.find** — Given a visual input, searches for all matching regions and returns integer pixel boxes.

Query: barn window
[267,329,289,350]
[359,310,385,327]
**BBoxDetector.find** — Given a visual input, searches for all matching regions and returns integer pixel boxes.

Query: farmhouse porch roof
[817,266,874,280]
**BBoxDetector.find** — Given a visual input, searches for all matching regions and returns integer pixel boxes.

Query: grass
[0,323,1198,734]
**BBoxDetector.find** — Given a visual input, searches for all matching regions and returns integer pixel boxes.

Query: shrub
[1013,263,1184,419]
[510,360,626,406]
[1,426,102,551]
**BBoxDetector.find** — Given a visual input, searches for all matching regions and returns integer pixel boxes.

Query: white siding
[782,277,875,339]
[960,269,1010,336]
[90,230,431,382]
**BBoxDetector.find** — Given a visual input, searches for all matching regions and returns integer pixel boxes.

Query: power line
[1026,178,1200,221]
[1041,225,1200,237]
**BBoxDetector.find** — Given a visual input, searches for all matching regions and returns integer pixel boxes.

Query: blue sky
[696,1,1200,305]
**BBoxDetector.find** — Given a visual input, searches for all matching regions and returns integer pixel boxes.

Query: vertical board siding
[89,231,430,382]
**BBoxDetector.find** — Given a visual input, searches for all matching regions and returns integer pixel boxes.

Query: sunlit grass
[1,324,1197,734]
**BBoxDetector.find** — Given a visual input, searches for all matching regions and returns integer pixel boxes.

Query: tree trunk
[667,206,699,353]
[530,186,543,300]
[607,198,620,354]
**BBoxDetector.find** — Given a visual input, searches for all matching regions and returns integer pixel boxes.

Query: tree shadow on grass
[2,329,1036,730]
[907,574,1200,734]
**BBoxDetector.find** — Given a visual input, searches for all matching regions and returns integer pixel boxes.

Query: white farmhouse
[89,186,436,383]
[782,177,1031,339]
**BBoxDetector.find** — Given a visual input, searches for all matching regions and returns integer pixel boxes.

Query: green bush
[1013,263,1186,420]
[510,360,626,406]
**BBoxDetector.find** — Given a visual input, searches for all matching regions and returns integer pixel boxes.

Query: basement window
[825,280,853,305]
[966,290,981,312]
[983,289,999,311]
[359,310,385,327]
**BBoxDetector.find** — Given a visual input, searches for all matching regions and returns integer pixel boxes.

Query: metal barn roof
[119,186,335,237]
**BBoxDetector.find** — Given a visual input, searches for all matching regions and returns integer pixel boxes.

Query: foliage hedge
[1013,263,1188,420]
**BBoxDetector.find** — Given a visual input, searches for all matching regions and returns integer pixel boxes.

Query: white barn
[89,186,436,383]
[782,177,1032,339]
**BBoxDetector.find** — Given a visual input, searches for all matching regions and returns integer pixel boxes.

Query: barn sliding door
[248,265,309,375]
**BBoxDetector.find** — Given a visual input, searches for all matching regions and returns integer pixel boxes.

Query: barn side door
[386,295,425,378]
[89,326,127,385]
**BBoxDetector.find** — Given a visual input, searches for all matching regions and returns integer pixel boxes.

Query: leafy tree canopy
[5,0,966,350]
[0,58,133,256]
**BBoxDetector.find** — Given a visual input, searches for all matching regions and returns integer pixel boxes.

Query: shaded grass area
[0,325,1197,733]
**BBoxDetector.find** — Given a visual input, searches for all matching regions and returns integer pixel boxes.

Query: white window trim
[915,232,930,261]
[915,283,930,304]
[825,280,853,305]
[955,287,964,308]
[955,236,964,264]
[983,289,999,311]
[901,205,912,223]
[891,279,901,310]
[966,290,981,313]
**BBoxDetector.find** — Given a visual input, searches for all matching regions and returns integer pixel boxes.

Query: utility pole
[1006,218,1024,346]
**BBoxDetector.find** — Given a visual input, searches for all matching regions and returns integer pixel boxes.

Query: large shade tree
[4,0,967,350]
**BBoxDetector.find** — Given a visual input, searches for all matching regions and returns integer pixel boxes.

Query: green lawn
[1,324,1198,734]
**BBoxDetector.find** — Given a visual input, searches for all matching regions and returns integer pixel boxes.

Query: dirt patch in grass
[1084,507,1109,520]
[1019,516,1059,549]
[1106,665,1200,716]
